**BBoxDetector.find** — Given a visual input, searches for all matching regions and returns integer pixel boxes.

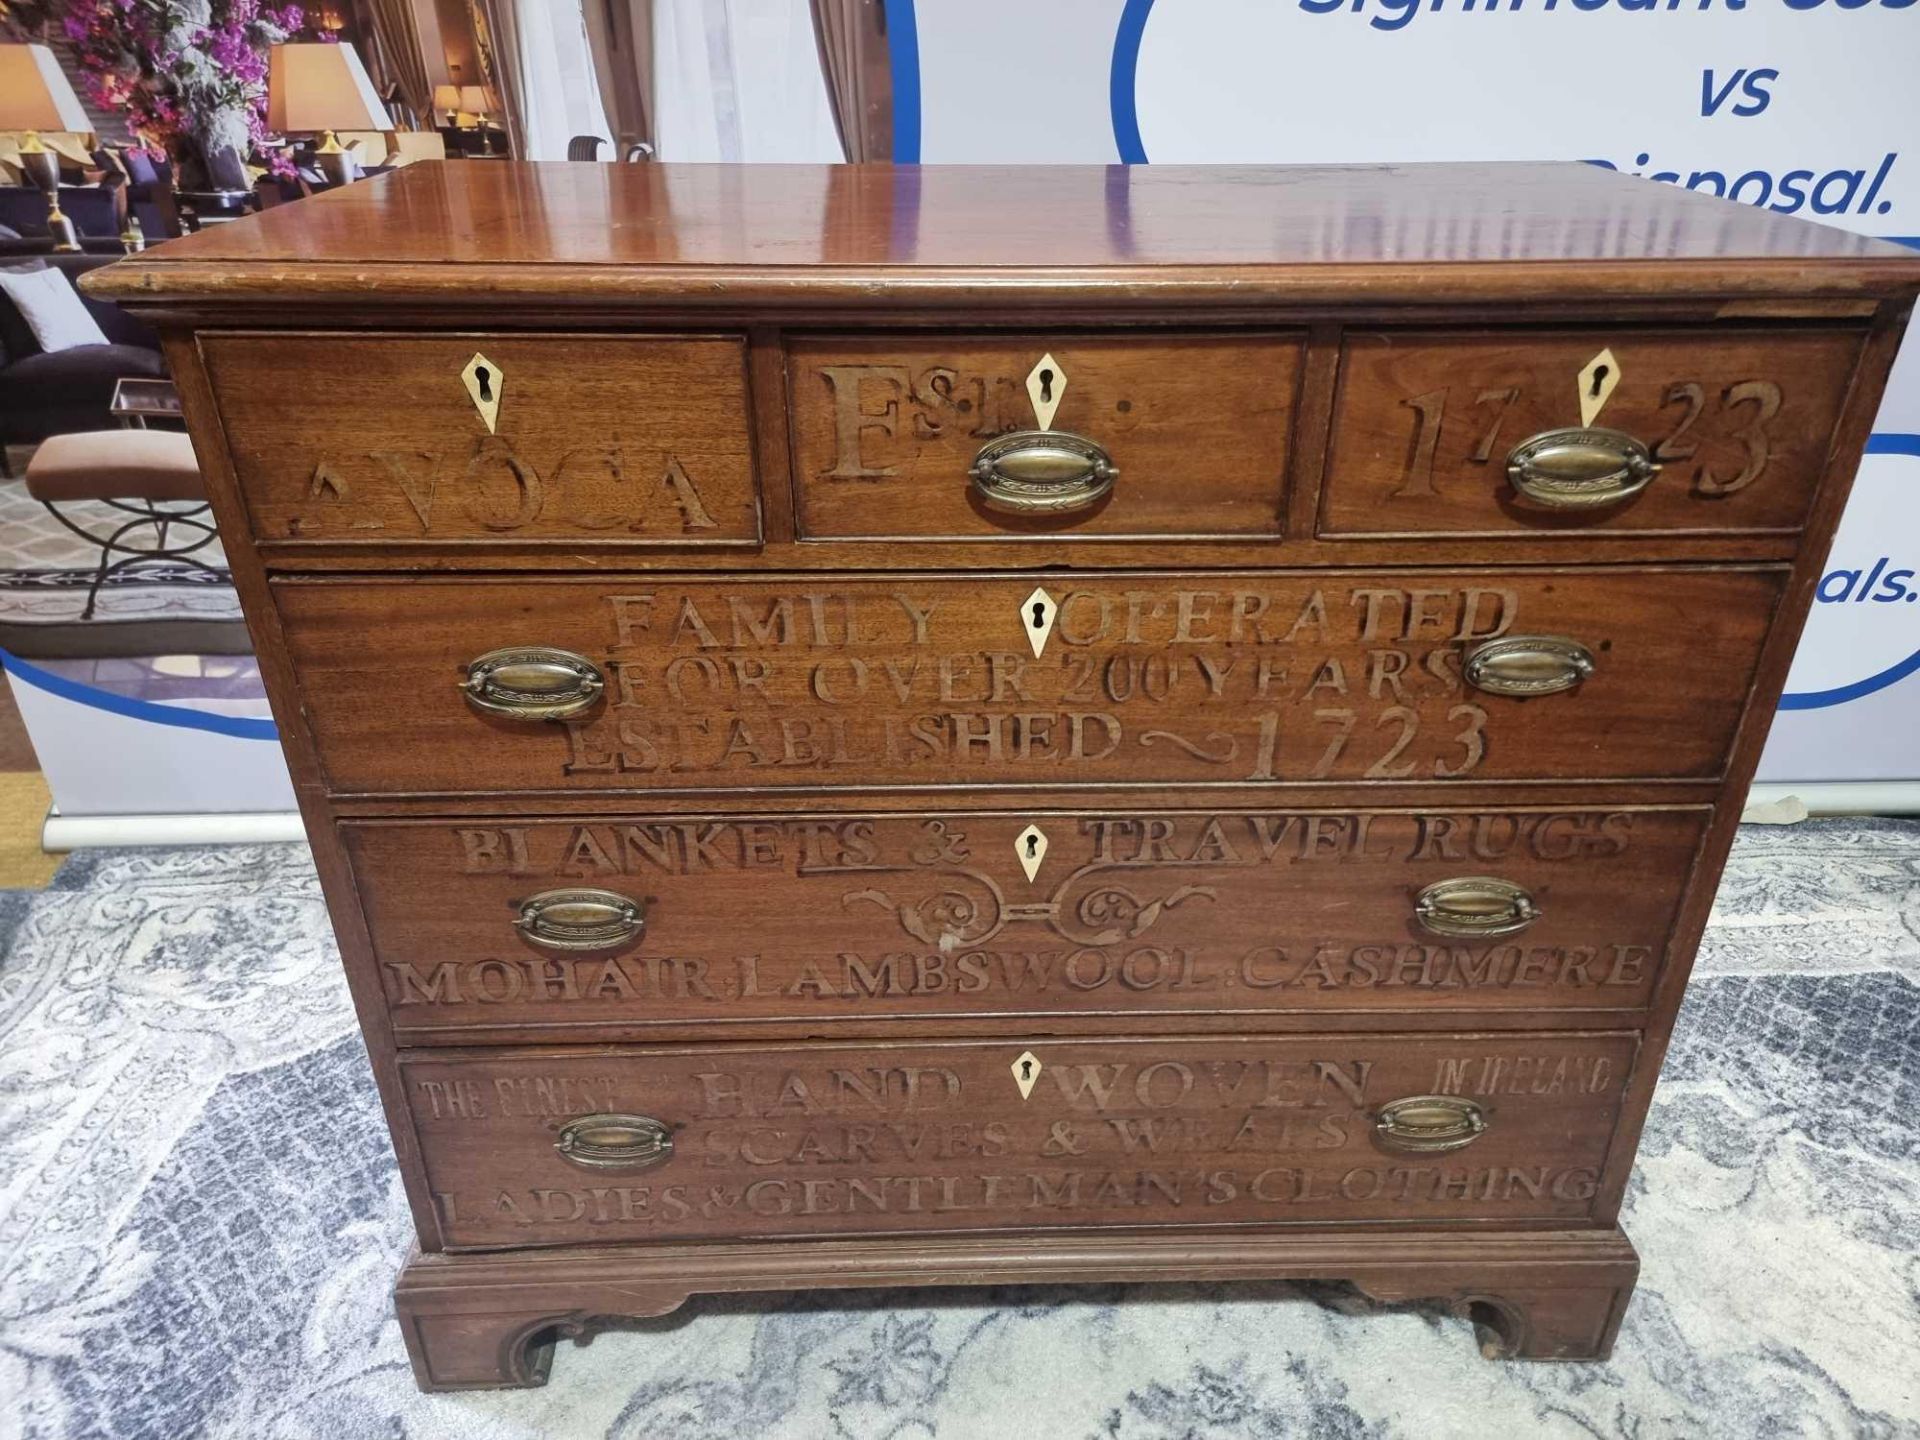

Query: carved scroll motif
[1138,730,1240,764]
[843,861,1217,951]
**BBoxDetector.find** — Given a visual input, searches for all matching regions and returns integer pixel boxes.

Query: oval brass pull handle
[515,887,646,951]
[1415,876,1539,938]
[969,429,1117,516]
[1463,634,1595,697]
[1374,1095,1488,1154]
[1507,426,1660,509]
[555,1113,674,1171]
[463,646,604,721]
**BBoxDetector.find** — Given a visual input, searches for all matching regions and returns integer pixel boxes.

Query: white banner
[893,0,1919,783]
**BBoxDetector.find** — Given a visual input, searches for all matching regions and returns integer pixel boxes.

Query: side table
[109,377,183,431]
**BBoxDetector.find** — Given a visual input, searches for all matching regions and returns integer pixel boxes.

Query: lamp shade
[266,43,393,133]
[458,84,496,115]
[432,83,461,114]
[0,44,93,132]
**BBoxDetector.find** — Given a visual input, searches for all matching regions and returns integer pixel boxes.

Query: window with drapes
[512,0,612,158]
[516,0,895,163]
[652,0,840,161]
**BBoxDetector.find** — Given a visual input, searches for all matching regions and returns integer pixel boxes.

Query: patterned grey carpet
[1,823,1916,1440]
[0,478,238,628]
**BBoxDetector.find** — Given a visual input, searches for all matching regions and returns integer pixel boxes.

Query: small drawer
[202,332,761,547]
[787,332,1304,539]
[1321,328,1861,539]
[350,805,1706,1041]
[275,567,1784,796]
[405,1031,1638,1248]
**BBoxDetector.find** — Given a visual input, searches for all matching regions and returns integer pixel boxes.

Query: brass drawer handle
[555,1113,673,1171]
[515,887,646,951]
[1415,876,1539,938]
[463,646,604,721]
[1374,1095,1487,1154]
[969,429,1117,516]
[1464,634,1594,697]
[1507,426,1660,509]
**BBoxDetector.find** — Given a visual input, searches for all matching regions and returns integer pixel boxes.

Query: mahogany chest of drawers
[92,161,1920,1391]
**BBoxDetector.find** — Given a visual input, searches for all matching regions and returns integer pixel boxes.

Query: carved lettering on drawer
[345,807,1706,1034]
[1434,1053,1617,1096]
[284,572,1781,792]
[816,362,1031,478]
[405,1034,1637,1245]
[202,334,761,546]
[1322,328,1861,537]
[1386,374,1788,502]
[448,810,1644,878]
[788,334,1303,539]
[290,441,724,538]
[379,942,1656,1014]
[414,1074,628,1121]
[440,1162,1607,1236]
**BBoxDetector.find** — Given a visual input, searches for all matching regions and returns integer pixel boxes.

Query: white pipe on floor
[41,808,307,851]
[1744,782,1920,818]
[27,790,1915,853]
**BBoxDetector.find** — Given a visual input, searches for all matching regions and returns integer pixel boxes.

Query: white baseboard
[42,808,307,851]
[1743,782,1920,820]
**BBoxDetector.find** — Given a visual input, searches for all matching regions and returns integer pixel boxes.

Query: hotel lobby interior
[0,0,870,869]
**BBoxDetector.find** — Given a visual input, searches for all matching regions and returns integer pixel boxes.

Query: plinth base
[394,1225,1638,1390]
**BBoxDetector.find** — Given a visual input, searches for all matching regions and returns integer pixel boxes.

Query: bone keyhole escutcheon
[1578,347,1620,426]
[1021,586,1057,658]
[1014,823,1048,882]
[1025,352,1065,430]
[1012,1050,1042,1099]
[461,352,504,434]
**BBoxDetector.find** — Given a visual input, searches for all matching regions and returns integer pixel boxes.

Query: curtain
[361,0,435,125]
[510,0,613,159]
[653,0,841,162]
[472,0,526,158]
[584,0,656,155]
[807,0,889,162]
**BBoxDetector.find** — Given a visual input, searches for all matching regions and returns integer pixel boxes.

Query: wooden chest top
[89,160,1920,311]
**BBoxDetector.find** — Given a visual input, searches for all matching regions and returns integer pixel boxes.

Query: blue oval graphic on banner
[1779,435,1920,710]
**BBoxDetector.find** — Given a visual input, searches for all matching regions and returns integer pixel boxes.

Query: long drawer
[404,1031,1638,1249]
[275,567,1784,795]
[348,804,1707,1040]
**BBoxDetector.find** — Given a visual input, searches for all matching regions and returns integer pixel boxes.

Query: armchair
[0,187,126,255]
[102,146,183,241]
[0,250,165,470]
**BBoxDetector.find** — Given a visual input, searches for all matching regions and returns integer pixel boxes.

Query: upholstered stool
[24,430,218,618]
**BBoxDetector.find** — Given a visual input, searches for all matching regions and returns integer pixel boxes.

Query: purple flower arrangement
[64,0,319,179]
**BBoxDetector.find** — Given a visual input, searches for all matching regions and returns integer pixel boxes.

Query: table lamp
[433,83,462,127]
[0,44,94,250]
[266,42,393,185]
[458,84,499,150]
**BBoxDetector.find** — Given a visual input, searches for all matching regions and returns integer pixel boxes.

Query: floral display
[62,0,317,181]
